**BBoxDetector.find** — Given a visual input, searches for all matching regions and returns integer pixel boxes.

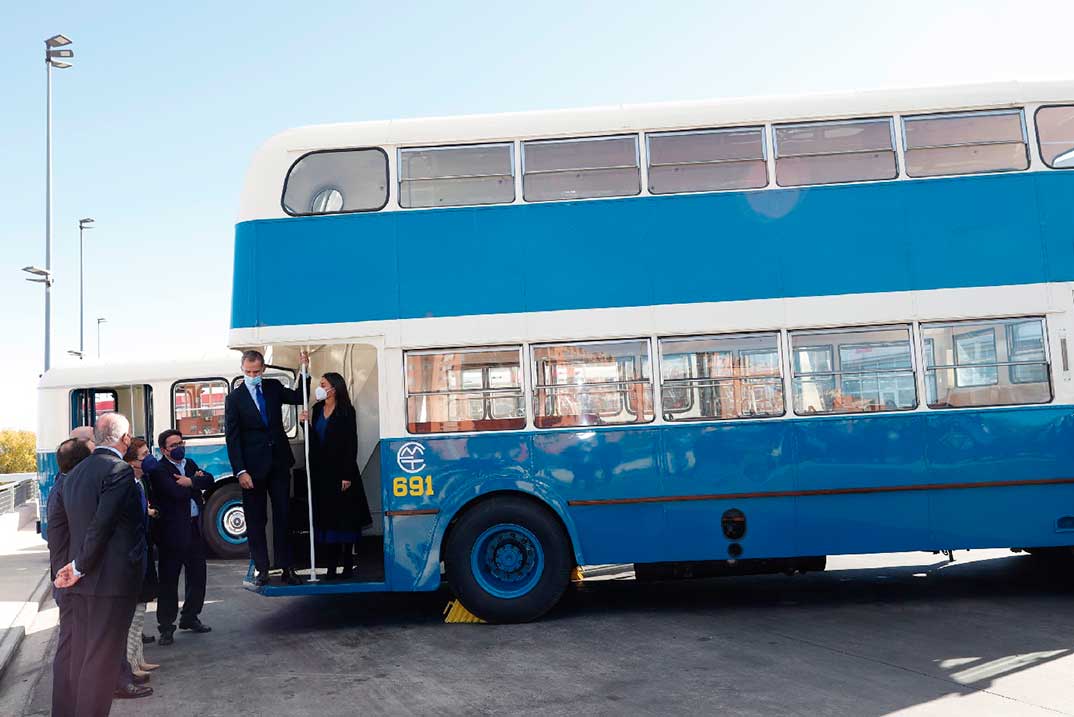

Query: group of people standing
[47,349,370,716]
[48,417,213,716]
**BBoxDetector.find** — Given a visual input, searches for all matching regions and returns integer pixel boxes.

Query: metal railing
[0,474,38,515]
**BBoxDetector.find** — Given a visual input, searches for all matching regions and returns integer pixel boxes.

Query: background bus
[34,354,324,559]
[230,81,1074,622]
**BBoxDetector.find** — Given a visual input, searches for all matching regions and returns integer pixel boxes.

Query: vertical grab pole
[302,348,318,583]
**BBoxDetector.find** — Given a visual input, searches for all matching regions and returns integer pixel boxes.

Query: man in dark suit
[224,349,309,586]
[46,434,93,717]
[54,413,151,715]
[148,428,215,644]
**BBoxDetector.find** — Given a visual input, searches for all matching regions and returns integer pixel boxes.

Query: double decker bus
[231,81,1074,622]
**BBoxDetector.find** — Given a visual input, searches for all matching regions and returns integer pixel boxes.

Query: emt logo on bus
[396,442,426,473]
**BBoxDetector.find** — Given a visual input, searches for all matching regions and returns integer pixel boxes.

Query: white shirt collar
[99,446,124,459]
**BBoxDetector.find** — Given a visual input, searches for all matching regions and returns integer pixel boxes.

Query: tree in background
[0,430,36,474]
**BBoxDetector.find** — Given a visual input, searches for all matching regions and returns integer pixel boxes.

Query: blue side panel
[232,172,1074,329]
[180,442,234,484]
[36,451,59,539]
[374,404,1074,593]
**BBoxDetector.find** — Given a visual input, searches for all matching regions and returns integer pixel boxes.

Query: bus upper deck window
[522,135,640,202]
[647,127,768,195]
[1035,105,1074,169]
[774,117,897,187]
[399,143,515,208]
[903,109,1028,178]
[282,148,389,216]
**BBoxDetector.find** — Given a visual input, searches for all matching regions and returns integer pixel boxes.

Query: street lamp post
[78,218,94,358]
[96,317,107,360]
[43,34,74,373]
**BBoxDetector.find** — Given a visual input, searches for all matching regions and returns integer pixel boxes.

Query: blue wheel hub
[216,499,247,545]
[470,523,545,599]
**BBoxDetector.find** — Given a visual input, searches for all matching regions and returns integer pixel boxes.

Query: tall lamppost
[97,317,107,359]
[42,34,75,372]
[78,218,94,358]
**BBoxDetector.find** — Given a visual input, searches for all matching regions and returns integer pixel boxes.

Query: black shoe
[251,570,268,587]
[132,672,151,685]
[141,633,155,644]
[114,684,153,699]
[179,618,212,633]
[281,568,302,585]
[340,567,354,580]
[158,631,174,646]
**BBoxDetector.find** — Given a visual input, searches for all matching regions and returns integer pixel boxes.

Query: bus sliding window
[790,326,916,415]
[172,379,228,437]
[920,318,1051,408]
[399,143,514,208]
[903,109,1028,178]
[405,348,525,434]
[533,339,653,428]
[775,118,897,187]
[647,127,768,194]
[658,333,783,421]
[522,135,640,202]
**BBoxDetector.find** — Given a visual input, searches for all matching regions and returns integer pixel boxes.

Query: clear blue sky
[2,0,1072,431]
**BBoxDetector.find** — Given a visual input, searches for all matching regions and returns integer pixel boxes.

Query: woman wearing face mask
[299,373,372,580]
[123,439,161,678]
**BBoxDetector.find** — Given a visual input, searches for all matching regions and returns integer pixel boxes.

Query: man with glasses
[147,429,215,645]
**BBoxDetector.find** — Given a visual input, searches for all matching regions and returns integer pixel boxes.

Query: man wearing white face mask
[224,350,310,586]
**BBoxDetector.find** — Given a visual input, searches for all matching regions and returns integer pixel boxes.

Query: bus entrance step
[443,600,485,624]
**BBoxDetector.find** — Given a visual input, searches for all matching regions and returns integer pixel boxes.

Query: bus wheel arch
[442,492,575,623]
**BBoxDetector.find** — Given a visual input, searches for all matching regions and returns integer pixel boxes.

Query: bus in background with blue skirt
[35,354,305,559]
[231,81,1074,622]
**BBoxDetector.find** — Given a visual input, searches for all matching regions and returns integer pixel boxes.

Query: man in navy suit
[224,350,309,586]
[147,429,215,644]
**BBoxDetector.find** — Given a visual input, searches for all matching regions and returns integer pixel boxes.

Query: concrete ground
[3,549,1073,717]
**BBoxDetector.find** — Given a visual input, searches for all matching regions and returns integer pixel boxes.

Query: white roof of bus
[239,79,1074,222]
[37,353,243,390]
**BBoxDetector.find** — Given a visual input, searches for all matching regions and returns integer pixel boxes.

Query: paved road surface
[4,549,1073,716]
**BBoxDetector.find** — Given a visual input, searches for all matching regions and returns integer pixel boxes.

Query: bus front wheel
[203,483,250,560]
[444,496,572,623]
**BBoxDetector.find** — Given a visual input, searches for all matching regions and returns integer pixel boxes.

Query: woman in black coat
[301,372,373,579]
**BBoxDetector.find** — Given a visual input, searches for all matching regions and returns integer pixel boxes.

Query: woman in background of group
[124,438,160,676]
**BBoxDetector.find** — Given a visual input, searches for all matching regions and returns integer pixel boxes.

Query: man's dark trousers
[242,464,292,571]
[157,518,207,631]
[67,592,137,717]
[50,589,75,717]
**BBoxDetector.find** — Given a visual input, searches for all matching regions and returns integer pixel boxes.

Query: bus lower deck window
[405,348,525,434]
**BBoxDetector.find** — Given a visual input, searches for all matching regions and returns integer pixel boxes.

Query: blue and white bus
[231,81,1074,622]
[35,355,304,559]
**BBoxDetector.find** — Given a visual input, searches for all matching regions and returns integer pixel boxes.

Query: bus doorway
[266,342,385,586]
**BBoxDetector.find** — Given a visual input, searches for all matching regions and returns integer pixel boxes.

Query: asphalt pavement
[3,549,1073,717]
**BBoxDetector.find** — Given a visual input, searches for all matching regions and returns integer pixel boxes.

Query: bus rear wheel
[445,496,572,624]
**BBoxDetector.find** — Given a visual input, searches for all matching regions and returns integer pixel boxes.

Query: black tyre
[202,482,250,560]
[444,496,573,623]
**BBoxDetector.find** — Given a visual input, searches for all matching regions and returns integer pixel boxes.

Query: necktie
[255,384,269,426]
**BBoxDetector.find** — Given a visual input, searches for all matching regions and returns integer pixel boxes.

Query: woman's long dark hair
[323,372,354,415]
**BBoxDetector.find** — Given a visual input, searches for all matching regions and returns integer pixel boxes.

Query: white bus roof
[37,353,243,390]
[239,79,1074,222]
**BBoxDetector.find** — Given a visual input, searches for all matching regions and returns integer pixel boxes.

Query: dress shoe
[179,617,212,633]
[132,671,151,684]
[141,633,155,644]
[158,631,174,646]
[140,662,161,672]
[251,570,268,587]
[282,568,302,585]
[114,683,153,699]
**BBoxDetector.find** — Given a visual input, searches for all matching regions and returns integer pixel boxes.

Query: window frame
[773,116,898,188]
[789,324,918,416]
[952,327,999,388]
[397,141,516,209]
[521,134,642,203]
[645,125,769,195]
[920,317,1054,409]
[901,108,1029,179]
[171,376,231,440]
[657,331,785,423]
[1034,104,1074,170]
[70,387,120,431]
[531,337,654,428]
[1006,319,1049,385]
[280,146,390,217]
[404,345,527,435]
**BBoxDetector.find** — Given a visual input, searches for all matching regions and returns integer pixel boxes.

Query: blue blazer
[148,457,214,550]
